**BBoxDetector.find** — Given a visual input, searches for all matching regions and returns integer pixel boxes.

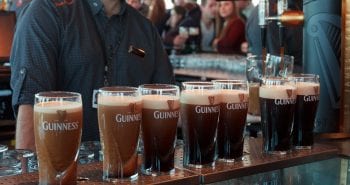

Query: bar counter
[0,137,339,185]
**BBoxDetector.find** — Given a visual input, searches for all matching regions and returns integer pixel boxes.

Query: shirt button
[93,2,98,6]
[20,69,25,74]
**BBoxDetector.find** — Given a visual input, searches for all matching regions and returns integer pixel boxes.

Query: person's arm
[15,105,35,150]
[10,1,60,150]
[163,27,179,47]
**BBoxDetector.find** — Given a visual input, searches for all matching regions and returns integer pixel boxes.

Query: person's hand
[212,38,219,50]
[173,35,188,47]
[240,41,248,54]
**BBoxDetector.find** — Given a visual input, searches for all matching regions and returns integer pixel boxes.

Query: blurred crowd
[127,0,254,55]
[1,0,302,60]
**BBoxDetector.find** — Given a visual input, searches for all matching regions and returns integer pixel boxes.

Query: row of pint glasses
[246,55,320,154]
[32,80,249,184]
[260,75,320,154]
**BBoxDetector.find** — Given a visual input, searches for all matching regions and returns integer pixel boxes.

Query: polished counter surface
[0,137,339,185]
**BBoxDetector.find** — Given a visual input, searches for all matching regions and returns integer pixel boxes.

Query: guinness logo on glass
[57,110,67,122]
[313,86,320,94]
[239,93,245,103]
[167,100,175,110]
[129,103,136,113]
[208,96,215,105]
[287,89,293,98]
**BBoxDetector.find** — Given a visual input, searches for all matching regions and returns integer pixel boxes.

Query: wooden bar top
[0,137,339,184]
[0,163,199,185]
[176,137,339,184]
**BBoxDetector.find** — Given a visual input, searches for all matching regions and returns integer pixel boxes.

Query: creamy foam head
[296,82,320,95]
[34,101,82,113]
[259,85,296,99]
[142,95,180,109]
[98,96,142,106]
[180,89,219,105]
[219,89,249,103]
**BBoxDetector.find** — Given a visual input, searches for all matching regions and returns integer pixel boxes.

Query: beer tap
[258,0,269,76]
[261,0,304,74]
[277,0,288,70]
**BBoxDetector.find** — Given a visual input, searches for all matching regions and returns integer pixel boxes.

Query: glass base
[264,150,289,155]
[218,155,246,163]
[294,145,312,150]
[218,158,235,163]
[185,161,215,169]
[142,168,175,176]
[103,173,138,182]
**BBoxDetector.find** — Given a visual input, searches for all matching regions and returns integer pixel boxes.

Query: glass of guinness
[213,80,249,162]
[97,87,142,182]
[181,81,220,168]
[246,55,294,116]
[34,91,83,185]
[288,74,320,149]
[259,78,297,154]
[139,84,180,175]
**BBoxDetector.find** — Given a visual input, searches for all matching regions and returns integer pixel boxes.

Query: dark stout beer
[260,85,296,154]
[181,90,219,167]
[217,90,249,160]
[293,82,320,148]
[142,95,179,174]
[98,95,141,180]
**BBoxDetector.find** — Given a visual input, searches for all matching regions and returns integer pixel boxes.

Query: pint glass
[289,74,320,149]
[213,80,249,162]
[246,55,294,115]
[34,91,82,185]
[139,84,180,175]
[98,87,141,181]
[259,78,296,154]
[181,81,220,168]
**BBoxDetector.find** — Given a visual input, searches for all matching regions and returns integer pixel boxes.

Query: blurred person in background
[213,0,246,54]
[127,0,149,16]
[180,0,201,28]
[172,0,186,7]
[200,0,217,52]
[235,0,254,21]
[146,0,167,35]
[163,5,187,50]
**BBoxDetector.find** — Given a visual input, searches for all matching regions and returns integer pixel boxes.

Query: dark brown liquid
[142,108,179,172]
[34,102,82,185]
[217,102,248,159]
[293,95,319,146]
[248,84,260,115]
[260,98,295,152]
[98,103,141,178]
[181,103,219,165]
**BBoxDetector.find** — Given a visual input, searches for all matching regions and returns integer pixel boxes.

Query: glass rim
[0,157,21,167]
[182,81,214,87]
[98,86,138,93]
[4,149,35,158]
[247,54,294,61]
[35,91,81,99]
[139,84,179,91]
[0,145,8,152]
[212,79,247,84]
[261,77,295,85]
[288,73,320,79]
